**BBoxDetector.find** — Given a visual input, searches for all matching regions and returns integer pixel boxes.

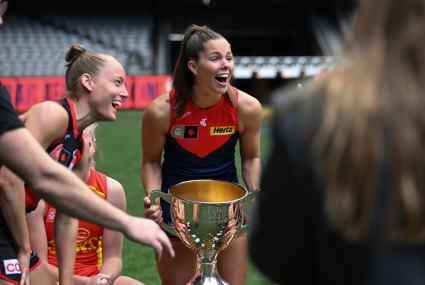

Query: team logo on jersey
[210,126,235,135]
[171,125,198,139]
[49,144,71,164]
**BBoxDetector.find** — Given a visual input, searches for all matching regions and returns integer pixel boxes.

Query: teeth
[217,74,228,78]
[112,100,121,107]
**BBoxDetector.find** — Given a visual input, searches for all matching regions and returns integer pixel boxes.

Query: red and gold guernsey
[44,168,107,277]
[25,98,84,212]
[160,87,240,223]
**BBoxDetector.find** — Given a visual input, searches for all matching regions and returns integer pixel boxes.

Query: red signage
[0,75,171,112]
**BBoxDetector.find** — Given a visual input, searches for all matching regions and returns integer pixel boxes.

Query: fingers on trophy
[150,180,258,285]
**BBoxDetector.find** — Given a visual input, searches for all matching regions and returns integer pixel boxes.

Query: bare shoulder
[142,93,171,133]
[106,176,124,195]
[143,93,171,121]
[237,89,263,123]
[106,176,126,210]
[22,101,68,125]
[20,101,69,147]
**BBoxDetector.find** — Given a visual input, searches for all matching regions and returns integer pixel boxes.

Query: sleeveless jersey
[25,98,84,212]
[160,87,240,222]
[45,168,107,277]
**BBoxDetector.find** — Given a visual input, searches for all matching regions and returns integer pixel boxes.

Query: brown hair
[171,24,236,117]
[64,44,111,99]
[303,0,425,243]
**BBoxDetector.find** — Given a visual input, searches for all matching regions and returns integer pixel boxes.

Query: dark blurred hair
[300,0,425,243]
[171,24,236,117]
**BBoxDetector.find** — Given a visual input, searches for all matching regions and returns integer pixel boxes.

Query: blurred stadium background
[0,0,356,108]
[0,0,356,283]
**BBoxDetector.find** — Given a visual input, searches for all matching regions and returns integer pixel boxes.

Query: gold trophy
[150,180,258,285]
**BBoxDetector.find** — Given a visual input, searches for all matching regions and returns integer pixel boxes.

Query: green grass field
[94,109,274,285]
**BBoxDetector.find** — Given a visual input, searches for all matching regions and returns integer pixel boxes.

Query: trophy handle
[237,188,260,235]
[149,190,175,235]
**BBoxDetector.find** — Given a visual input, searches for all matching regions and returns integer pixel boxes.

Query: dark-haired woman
[142,25,262,285]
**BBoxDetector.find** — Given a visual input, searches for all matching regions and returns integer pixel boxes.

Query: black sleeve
[0,82,24,137]
[248,106,320,285]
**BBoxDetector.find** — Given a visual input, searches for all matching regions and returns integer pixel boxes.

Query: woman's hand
[74,274,111,285]
[143,196,163,224]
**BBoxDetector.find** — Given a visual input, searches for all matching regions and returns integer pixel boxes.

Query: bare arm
[27,201,111,285]
[0,166,30,285]
[54,212,77,285]
[98,177,126,282]
[0,126,174,259]
[27,200,61,281]
[141,94,170,224]
[238,90,263,191]
[0,102,68,285]
[141,93,170,195]
[54,139,90,285]
[25,102,76,285]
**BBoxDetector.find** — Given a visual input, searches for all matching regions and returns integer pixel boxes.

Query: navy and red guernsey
[160,87,240,225]
[25,98,84,212]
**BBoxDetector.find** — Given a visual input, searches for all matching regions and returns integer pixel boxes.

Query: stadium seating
[0,10,154,77]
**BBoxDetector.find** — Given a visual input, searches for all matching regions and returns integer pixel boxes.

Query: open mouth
[215,74,228,84]
[112,100,121,108]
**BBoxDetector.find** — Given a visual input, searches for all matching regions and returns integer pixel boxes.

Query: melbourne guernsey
[161,87,240,223]
[25,98,84,212]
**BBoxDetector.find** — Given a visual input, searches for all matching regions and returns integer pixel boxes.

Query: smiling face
[88,57,128,122]
[188,38,234,96]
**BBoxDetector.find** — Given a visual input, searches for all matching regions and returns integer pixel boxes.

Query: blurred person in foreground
[27,124,145,285]
[0,3,174,284]
[249,0,425,284]
[0,0,7,25]
[142,24,262,285]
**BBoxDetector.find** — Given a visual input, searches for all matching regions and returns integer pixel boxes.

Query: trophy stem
[186,251,228,285]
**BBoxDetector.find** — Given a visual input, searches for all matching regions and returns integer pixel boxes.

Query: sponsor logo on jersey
[48,236,101,254]
[210,126,235,135]
[200,119,207,126]
[77,228,90,243]
[3,259,21,275]
[171,125,198,139]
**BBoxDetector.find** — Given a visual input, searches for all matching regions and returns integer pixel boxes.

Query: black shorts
[0,212,41,284]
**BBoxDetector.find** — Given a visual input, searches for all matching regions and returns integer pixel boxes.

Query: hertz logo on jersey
[210,126,235,136]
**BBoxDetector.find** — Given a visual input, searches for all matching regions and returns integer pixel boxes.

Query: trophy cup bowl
[150,180,258,285]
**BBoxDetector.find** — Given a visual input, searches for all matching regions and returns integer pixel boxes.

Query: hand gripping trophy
[150,180,258,285]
